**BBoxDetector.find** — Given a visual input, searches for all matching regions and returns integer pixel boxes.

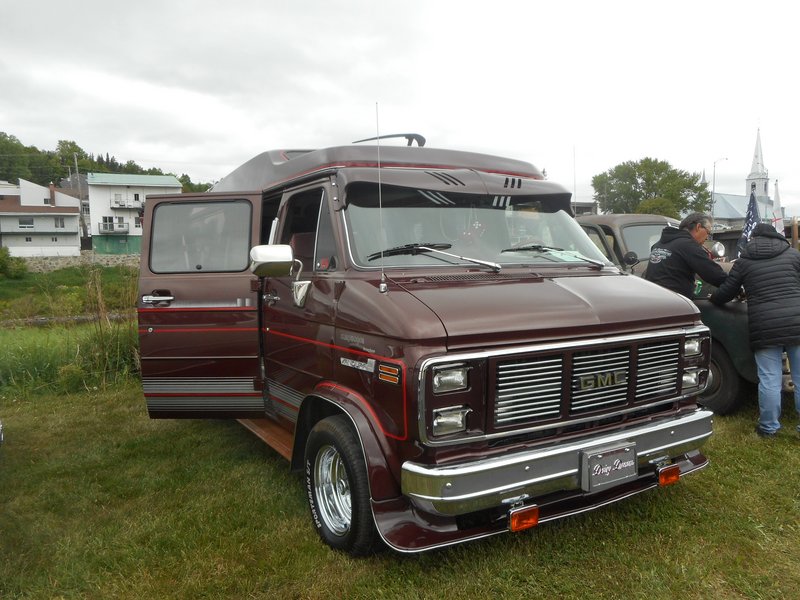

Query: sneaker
[755,426,777,438]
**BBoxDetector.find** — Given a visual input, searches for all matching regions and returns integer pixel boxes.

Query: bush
[0,247,27,279]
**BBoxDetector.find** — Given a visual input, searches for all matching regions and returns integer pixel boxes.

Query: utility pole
[74,153,88,239]
[711,157,727,219]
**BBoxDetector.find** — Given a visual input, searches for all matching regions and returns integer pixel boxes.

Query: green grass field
[2,268,798,598]
[1,382,798,599]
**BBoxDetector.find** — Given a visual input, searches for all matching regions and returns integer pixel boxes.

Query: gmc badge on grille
[578,370,627,391]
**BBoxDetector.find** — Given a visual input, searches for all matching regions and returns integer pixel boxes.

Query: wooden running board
[238,418,293,461]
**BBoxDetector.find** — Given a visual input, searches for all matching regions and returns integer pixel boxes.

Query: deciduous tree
[592,158,708,216]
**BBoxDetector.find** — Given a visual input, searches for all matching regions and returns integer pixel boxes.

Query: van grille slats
[493,338,681,428]
[496,356,563,424]
[636,340,680,399]
[571,347,630,414]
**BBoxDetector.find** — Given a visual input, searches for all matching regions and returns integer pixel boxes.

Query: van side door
[138,193,266,418]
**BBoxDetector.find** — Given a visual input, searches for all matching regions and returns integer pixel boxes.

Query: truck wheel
[700,344,744,414]
[305,415,379,555]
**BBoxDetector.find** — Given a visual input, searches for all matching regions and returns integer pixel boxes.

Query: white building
[87,173,182,254]
[0,179,81,257]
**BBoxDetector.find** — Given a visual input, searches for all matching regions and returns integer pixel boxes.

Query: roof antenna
[375,103,388,294]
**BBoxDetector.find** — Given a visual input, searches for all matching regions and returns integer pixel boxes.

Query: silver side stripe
[143,377,255,393]
[146,396,263,411]
[146,300,255,308]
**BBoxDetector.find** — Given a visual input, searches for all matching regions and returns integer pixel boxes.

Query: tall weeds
[0,266,140,395]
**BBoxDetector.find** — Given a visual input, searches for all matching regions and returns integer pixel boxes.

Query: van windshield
[343,182,609,269]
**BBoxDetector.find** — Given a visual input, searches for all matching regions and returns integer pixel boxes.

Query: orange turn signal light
[509,505,540,532]
[658,464,681,487]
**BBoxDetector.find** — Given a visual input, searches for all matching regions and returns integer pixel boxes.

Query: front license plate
[580,443,637,492]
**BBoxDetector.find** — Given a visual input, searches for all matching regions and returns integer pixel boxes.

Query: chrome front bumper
[401,409,713,516]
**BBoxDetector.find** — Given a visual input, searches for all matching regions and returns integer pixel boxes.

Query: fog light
[432,406,472,436]
[658,464,681,487]
[509,504,540,532]
[432,365,469,394]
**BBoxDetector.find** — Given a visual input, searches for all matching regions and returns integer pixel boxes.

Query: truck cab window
[261,194,282,244]
[279,188,338,272]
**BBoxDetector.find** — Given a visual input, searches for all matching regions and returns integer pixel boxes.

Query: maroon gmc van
[138,142,713,555]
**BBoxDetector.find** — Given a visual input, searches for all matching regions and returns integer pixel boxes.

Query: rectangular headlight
[432,364,469,394]
[432,406,472,436]
[683,337,702,357]
[682,367,706,389]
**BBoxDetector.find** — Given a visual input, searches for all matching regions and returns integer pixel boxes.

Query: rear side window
[150,200,252,273]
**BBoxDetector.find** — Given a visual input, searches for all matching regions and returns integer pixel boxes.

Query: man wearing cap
[644,213,727,298]
[710,223,800,438]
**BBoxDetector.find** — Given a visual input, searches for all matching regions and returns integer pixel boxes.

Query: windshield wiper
[501,243,563,253]
[501,244,605,269]
[367,242,452,260]
[367,242,501,272]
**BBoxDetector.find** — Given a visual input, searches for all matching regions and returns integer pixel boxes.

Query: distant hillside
[0,132,210,192]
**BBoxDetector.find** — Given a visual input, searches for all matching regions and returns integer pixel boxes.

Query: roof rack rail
[352,133,426,147]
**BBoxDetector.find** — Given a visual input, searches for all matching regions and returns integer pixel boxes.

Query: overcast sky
[3,1,799,213]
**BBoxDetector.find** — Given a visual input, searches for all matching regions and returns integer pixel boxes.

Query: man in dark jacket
[710,223,800,437]
[644,213,727,298]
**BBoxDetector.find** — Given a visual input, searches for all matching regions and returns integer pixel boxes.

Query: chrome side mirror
[249,244,293,278]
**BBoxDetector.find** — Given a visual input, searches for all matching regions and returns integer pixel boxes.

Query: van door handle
[142,294,175,304]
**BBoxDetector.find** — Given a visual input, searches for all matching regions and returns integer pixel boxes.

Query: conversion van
[138,141,713,554]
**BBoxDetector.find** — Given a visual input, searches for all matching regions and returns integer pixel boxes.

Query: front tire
[700,343,746,414]
[305,415,379,555]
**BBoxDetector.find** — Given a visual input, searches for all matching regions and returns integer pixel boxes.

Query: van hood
[392,271,698,349]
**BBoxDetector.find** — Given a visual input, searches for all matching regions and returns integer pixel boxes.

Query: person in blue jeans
[710,223,800,437]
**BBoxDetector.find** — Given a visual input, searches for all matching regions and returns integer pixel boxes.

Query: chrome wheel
[305,415,379,554]
[314,444,352,536]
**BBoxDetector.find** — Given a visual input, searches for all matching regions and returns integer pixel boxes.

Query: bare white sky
[3,0,799,212]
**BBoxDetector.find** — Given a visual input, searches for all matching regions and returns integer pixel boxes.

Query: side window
[279,188,338,272]
[315,200,337,271]
[261,194,282,244]
[581,226,613,262]
[599,225,622,263]
[150,200,252,273]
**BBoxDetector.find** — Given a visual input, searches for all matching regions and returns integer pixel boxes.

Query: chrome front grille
[493,338,681,429]
[636,340,681,399]
[572,347,630,414]
[496,356,563,426]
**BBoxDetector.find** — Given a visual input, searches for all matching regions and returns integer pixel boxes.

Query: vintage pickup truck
[577,213,756,414]
[138,142,713,555]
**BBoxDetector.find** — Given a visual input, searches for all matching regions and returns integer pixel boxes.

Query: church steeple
[746,129,769,198]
